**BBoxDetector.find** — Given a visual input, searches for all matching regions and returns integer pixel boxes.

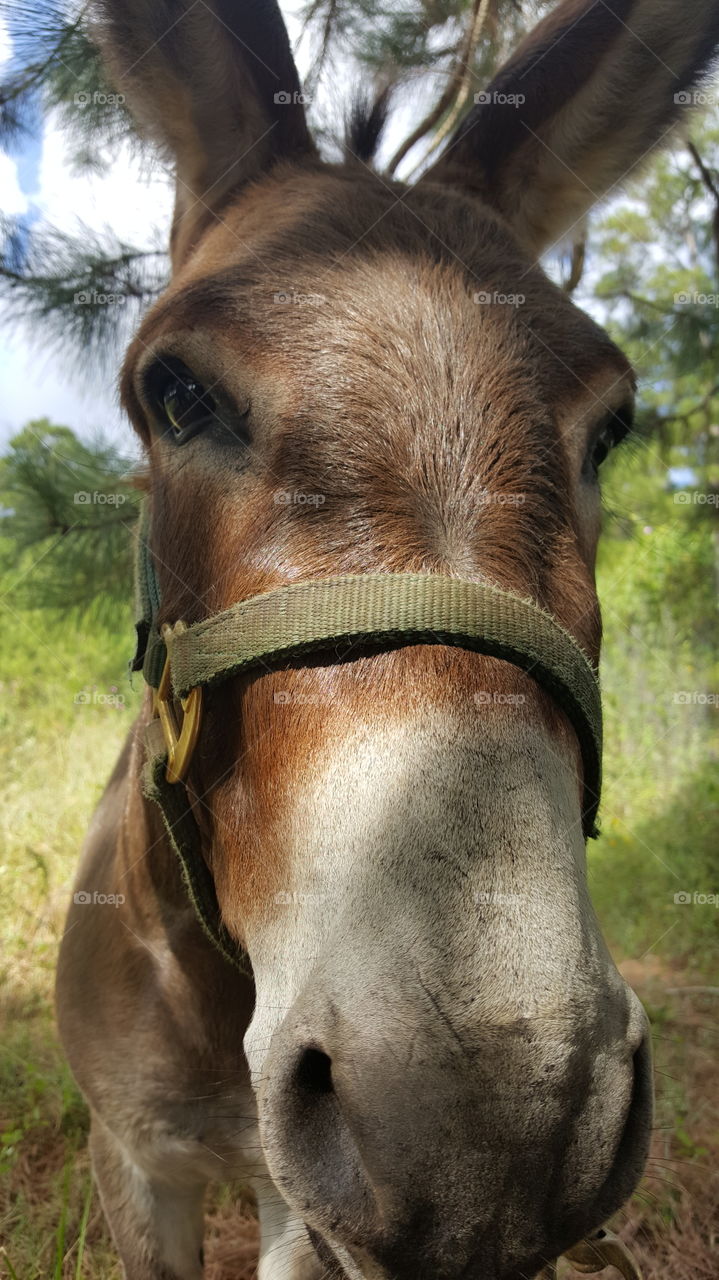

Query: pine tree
[0,0,167,368]
[589,118,719,498]
[0,420,140,613]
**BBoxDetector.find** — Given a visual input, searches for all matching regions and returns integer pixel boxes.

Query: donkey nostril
[270,1038,377,1244]
[296,1046,334,1097]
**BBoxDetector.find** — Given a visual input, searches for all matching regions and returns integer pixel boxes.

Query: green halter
[132,512,602,969]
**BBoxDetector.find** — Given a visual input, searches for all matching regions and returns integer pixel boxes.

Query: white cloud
[36,112,173,244]
[0,330,134,453]
[0,152,28,216]
[0,117,173,447]
[0,14,11,70]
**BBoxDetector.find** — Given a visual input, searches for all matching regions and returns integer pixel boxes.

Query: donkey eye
[587,404,633,478]
[148,359,218,444]
[591,424,615,470]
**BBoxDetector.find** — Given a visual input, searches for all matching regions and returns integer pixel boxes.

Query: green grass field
[0,448,717,1277]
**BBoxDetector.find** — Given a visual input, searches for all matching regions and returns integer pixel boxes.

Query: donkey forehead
[126,168,633,409]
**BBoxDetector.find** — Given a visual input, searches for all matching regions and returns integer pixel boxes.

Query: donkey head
[97,1,719,1275]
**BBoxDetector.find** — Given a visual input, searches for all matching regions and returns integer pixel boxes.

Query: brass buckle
[152,622,203,785]
[563,1229,643,1279]
[536,1229,643,1280]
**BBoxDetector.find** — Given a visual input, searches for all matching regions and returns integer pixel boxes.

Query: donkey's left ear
[91,0,315,244]
[421,0,719,258]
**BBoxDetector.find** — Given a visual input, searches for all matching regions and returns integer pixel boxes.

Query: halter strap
[143,571,601,836]
[132,518,602,970]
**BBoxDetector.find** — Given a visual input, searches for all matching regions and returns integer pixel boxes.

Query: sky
[0,1,316,453]
[0,8,174,453]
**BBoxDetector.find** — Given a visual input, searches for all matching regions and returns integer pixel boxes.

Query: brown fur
[118,166,628,934]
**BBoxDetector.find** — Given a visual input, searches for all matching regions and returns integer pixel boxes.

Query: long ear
[422,0,719,257]
[91,0,315,240]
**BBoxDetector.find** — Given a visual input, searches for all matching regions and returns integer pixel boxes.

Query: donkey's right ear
[421,0,719,259]
[91,0,315,247]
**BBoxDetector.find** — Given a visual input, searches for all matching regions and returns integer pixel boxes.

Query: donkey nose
[258,987,652,1278]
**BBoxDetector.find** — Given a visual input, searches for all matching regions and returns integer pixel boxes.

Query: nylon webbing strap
[144,572,602,838]
[132,505,165,684]
[142,719,249,974]
[135,546,603,970]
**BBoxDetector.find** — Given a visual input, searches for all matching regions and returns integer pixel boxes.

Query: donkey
[56,2,719,1278]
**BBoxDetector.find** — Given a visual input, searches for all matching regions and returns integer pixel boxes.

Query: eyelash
[587,404,634,476]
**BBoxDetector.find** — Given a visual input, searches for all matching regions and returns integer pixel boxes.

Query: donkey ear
[421,0,719,257]
[91,0,314,233]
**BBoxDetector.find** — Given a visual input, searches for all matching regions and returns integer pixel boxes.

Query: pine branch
[301,0,341,94]
[0,1,143,165]
[389,0,492,176]
[648,381,719,426]
[0,216,168,371]
[687,140,719,281]
[0,7,85,102]
[562,224,588,295]
[298,0,478,112]
[0,421,140,614]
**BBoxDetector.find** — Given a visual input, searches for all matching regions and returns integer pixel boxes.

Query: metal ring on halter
[151,622,203,785]
[536,1228,643,1280]
[563,1228,643,1279]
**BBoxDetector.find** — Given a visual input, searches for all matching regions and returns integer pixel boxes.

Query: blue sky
[12,133,41,197]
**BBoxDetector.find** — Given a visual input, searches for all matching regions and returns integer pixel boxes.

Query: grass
[591,478,719,969]
[0,469,717,1277]
[0,607,138,1280]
